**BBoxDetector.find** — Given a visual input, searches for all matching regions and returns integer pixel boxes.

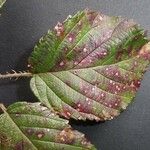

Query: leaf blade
[29,9,150,121]
[0,102,96,150]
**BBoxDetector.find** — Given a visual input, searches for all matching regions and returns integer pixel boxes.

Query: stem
[0,71,33,79]
[0,103,6,112]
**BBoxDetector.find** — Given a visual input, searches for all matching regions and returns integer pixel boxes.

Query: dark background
[0,0,150,150]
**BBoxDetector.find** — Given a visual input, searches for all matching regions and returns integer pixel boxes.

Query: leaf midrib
[54,11,85,57]
[3,110,38,150]
[72,18,127,68]
[9,113,67,124]
[33,55,139,77]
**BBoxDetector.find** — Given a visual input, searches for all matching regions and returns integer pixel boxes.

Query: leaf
[0,0,6,8]
[0,102,96,150]
[29,9,150,121]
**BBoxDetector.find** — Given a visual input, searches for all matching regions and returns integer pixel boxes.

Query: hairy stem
[0,71,33,79]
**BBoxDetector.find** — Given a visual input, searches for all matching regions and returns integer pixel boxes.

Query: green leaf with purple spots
[0,102,96,150]
[29,9,150,121]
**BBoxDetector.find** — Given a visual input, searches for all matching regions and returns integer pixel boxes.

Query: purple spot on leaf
[54,22,64,36]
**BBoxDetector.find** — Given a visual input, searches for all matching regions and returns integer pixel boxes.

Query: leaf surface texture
[0,102,96,150]
[29,9,150,121]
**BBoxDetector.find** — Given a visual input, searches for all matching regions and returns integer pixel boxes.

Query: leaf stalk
[0,70,33,79]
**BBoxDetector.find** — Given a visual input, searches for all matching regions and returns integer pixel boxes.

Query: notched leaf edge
[29,9,150,121]
[0,102,96,150]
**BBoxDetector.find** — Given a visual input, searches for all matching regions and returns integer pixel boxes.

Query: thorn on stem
[11,69,16,73]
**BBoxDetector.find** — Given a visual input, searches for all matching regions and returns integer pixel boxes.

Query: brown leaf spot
[57,128,75,144]
[25,128,34,136]
[59,61,65,66]
[68,33,75,43]
[54,22,64,36]
[102,110,111,120]
[77,20,83,30]
[130,80,141,89]
[15,113,21,117]
[116,51,124,61]
[14,140,27,150]
[36,131,45,139]
[85,9,98,25]
[61,109,72,119]
[139,42,150,60]
[0,134,11,149]
[81,137,92,148]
